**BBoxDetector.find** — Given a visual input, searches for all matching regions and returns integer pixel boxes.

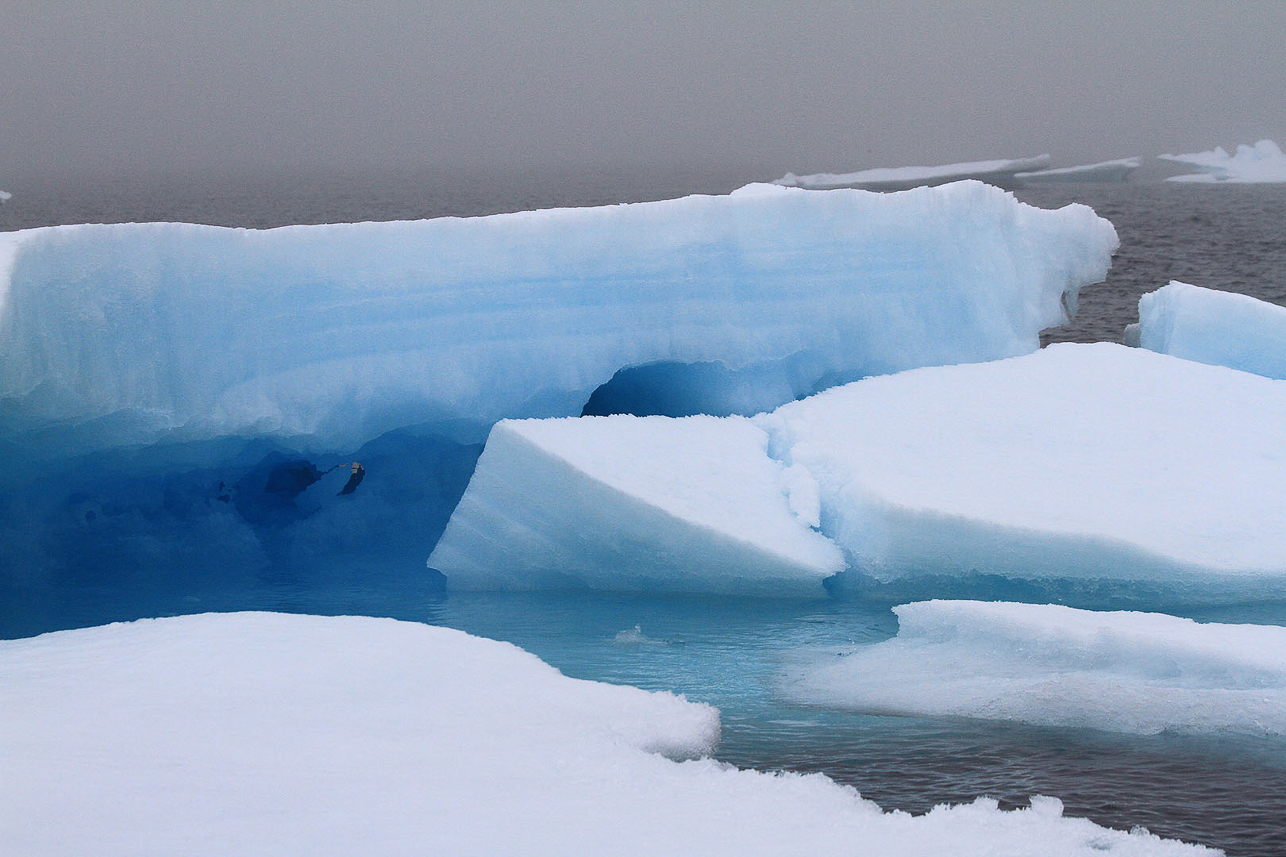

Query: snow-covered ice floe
[1160,139,1286,183]
[789,599,1286,738]
[0,180,1112,460]
[1016,157,1141,184]
[434,343,1286,599]
[0,612,1214,855]
[1126,281,1286,379]
[773,154,1051,191]
[429,415,844,595]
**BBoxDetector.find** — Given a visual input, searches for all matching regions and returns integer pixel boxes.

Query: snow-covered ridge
[0,181,1114,460]
[1127,281,1286,379]
[0,612,1214,855]
[773,154,1050,191]
[433,343,1286,599]
[1016,157,1141,184]
[1160,139,1286,183]
[790,600,1286,737]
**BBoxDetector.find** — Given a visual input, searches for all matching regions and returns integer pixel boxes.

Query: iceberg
[773,154,1051,191]
[435,344,1286,599]
[430,415,844,595]
[1160,139,1286,183]
[0,181,1112,460]
[1016,157,1141,184]
[789,599,1286,737]
[0,612,1213,855]
[0,182,1116,581]
[1126,281,1286,379]
[0,190,10,202]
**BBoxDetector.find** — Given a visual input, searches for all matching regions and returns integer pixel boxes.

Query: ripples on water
[3,174,1286,855]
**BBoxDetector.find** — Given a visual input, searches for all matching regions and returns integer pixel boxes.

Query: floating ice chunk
[790,599,1286,737]
[0,181,1114,461]
[1130,281,1286,379]
[1160,139,1286,183]
[765,343,1286,593]
[0,189,10,202]
[774,154,1051,191]
[0,612,1213,855]
[437,343,1286,597]
[429,415,844,595]
[1016,157,1141,184]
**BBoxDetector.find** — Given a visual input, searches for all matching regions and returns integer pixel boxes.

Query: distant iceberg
[1160,139,1286,183]
[773,154,1051,191]
[790,599,1286,737]
[0,612,1212,855]
[435,343,1286,600]
[1016,157,1141,184]
[0,190,10,202]
[1126,281,1286,379]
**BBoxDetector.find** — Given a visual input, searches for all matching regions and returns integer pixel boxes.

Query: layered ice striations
[434,344,1286,599]
[1,612,1213,855]
[790,600,1286,737]
[0,180,1114,461]
[1127,281,1286,379]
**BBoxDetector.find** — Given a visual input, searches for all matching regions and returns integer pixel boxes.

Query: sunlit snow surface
[789,600,1286,738]
[435,343,1286,600]
[774,154,1050,191]
[1127,281,1286,379]
[1160,140,1286,183]
[0,612,1213,856]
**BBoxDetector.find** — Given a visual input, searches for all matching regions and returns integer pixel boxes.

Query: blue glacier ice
[1126,281,1286,380]
[0,182,1115,581]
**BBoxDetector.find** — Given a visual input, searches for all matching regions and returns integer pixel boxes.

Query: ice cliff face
[0,181,1113,460]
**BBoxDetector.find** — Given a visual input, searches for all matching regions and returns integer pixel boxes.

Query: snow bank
[1128,281,1286,379]
[1160,139,1286,183]
[791,600,1286,738]
[0,181,1113,460]
[774,155,1050,191]
[436,343,1286,598]
[0,612,1212,856]
[1016,157,1141,184]
[430,415,843,595]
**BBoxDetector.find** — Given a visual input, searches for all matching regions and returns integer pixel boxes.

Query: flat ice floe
[789,600,1286,737]
[1160,139,1286,183]
[0,180,1113,459]
[1016,157,1141,184]
[1127,281,1286,379]
[1,612,1213,855]
[430,415,844,594]
[435,343,1286,598]
[774,154,1050,191]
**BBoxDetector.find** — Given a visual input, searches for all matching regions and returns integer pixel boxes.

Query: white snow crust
[791,600,1286,737]
[1130,281,1286,379]
[0,181,1114,459]
[0,612,1214,856]
[430,415,844,594]
[1160,139,1286,183]
[774,154,1051,191]
[1016,157,1141,184]
[435,343,1286,596]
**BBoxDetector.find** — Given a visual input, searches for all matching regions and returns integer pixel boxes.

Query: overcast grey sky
[2,1,1284,184]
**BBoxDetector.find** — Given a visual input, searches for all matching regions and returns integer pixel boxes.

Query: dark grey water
[4,174,1286,855]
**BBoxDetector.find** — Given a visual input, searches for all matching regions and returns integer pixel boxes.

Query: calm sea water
[3,173,1285,856]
